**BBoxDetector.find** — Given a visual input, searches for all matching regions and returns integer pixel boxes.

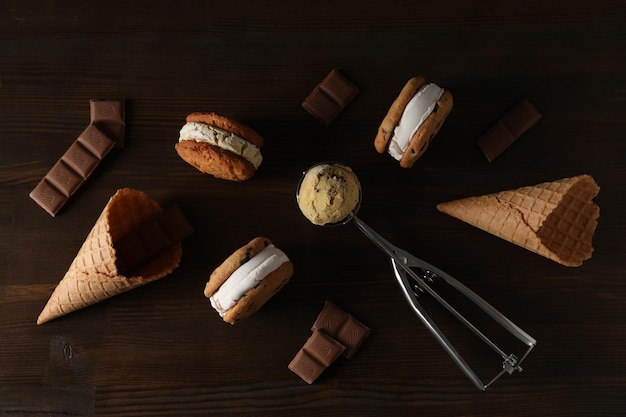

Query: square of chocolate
[319,69,359,107]
[61,141,100,178]
[29,180,67,217]
[288,349,326,385]
[303,330,346,367]
[45,160,84,197]
[302,87,343,127]
[311,300,350,334]
[336,316,371,359]
[77,124,115,159]
[90,99,124,122]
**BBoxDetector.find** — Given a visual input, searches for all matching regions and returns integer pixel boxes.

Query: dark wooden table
[1,1,625,416]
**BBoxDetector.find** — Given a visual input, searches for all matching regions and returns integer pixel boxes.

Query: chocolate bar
[114,204,193,276]
[476,99,542,162]
[288,330,346,384]
[289,301,370,384]
[30,100,125,216]
[312,300,371,359]
[302,69,359,126]
[30,124,116,216]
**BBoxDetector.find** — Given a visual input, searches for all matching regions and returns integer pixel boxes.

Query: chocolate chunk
[310,299,349,334]
[312,300,370,359]
[303,330,346,367]
[61,139,104,178]
[319,70,359,107]
[89,99,125,148]
[288,349,326,385]
[302,87,342,127]
[288,330,346,384]
[302,69,359,126]
[30,100,125,217]
[77,123,116,158]
[113,204,193,276]
[29,180,67,217]
[45,160,84,197]
[335,316,372,359]
[476,99,542,162]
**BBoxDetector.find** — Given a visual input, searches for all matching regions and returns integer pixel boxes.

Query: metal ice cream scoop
[296,162,536,390]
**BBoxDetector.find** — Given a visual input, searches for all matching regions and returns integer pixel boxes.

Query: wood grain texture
[1,1,625,416]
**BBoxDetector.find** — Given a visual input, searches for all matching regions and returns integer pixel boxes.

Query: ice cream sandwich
[175,112,264,181]
[374,76,453,168]
[204,237,293,324]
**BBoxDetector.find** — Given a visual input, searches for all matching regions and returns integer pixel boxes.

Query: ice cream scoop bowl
[296,163,536,390]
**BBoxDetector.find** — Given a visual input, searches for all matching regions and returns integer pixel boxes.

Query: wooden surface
[1,1,625,416]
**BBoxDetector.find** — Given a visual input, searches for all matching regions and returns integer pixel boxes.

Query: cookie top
[186,112,264,148]
[374,76,427,153]
[204,236,272,297]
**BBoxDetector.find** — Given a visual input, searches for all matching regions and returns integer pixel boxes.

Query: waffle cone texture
[436,175,600,267]
[37,188,182,324]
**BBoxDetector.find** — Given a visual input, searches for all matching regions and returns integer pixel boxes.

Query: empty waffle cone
[37,188,182,324]
[436,175,600,267]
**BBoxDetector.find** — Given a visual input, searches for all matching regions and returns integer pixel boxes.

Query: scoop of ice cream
[297,163,361,226]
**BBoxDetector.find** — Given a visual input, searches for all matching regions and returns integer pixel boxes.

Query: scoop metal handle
[352,216,536,390]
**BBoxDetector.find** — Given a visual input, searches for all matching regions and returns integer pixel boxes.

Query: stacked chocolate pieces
[30,99,125,216]
[289,301,371,384]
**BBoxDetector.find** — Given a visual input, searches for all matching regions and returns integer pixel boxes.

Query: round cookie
[374,76,453,168]
[175,112,264,181]
[204,237,294,324]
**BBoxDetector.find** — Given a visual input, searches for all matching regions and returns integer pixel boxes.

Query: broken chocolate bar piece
[302,69,359,126]
[289,301,370,384]
[30,125,116,216]
[312,300,371,359]
[476,99,542,162]
[30,100,125,216]
[288,330,346,384]
[303,329,346,367]
[114,204,193,275]
[288,348,325,385]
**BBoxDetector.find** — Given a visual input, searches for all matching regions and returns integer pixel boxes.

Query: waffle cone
[37,188,182,324]
[436,175,600,266]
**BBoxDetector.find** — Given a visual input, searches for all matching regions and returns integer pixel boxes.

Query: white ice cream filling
[388,83,444,161]
[179,122,263,168]
[210,244,289,316]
